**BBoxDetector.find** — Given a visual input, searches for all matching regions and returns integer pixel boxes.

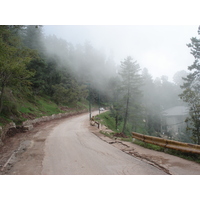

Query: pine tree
[119,56,142,134]
[141,68,157,134]
[22,25,45,54]
[108,76,123,130]
[180,26,200,144]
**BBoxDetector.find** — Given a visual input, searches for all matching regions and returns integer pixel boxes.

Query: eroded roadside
[0,111,90,175]
[89,126,171,175]
[89,124,200,175]
[0,117,73,175]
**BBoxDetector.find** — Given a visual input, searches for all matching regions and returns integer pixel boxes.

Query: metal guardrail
[132,132,200,154]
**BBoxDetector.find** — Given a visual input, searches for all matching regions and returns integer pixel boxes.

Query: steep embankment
[0,94,89,146]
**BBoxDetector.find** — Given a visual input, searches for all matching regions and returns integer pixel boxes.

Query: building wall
[164,115,187,134]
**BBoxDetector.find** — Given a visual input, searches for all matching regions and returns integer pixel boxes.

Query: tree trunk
[115,114,118,130]
[122,94,129,134]
[0,84,5,114]
[197,127,200,145]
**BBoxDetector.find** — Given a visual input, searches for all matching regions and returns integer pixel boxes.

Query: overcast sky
[3,0,199,82]
[44,25,198,80]
[43,25,198,81]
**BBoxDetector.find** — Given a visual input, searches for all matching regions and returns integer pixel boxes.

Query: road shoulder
[89,124,200,175]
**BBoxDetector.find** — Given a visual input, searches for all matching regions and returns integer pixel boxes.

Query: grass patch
[133,139,200,164]
[19,106,32,113]
[133,139,165,151]
[36,98,62,116]
[0,116,12,126]
[17,96,62,118]
[0,88,90,127]
[99,130,114,138]
[120,137,133,142]
[95,111,119,132]
[76,100,89,110]
[96,111,200,163]
[164,148,200,163]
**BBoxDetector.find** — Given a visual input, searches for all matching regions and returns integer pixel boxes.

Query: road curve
[41,112,167,175]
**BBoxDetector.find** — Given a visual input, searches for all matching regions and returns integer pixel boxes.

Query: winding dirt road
[1,111,200,175]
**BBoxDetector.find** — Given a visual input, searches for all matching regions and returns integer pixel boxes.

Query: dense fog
[40,25,195,141]
[1,25,200,144]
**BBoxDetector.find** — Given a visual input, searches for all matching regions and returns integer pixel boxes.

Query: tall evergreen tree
[180,26,200,144]
[119,56,142,134]
[141,68,158,134]
[107,75,123,130]
[22,25,45,54]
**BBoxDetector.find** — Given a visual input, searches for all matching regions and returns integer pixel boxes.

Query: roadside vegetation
[95,111,200,164]
[0,93,88,126]
[0,25,108,127]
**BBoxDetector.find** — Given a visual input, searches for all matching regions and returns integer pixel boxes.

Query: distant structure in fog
[162,106,189,135]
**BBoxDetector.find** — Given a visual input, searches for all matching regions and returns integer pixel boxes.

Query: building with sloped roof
[162,106,189,135]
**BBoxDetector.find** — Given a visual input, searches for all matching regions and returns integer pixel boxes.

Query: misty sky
[43,25,198,81]
[2,0,200,83]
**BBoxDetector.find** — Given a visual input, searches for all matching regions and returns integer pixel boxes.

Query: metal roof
[162,106,189,116]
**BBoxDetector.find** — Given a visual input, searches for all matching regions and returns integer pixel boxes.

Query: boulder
[23,125,34,131]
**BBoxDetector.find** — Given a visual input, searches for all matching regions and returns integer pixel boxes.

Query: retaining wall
[0,109,88,147]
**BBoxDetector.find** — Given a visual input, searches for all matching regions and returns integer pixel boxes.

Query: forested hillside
[0,25,195,143]
[0,25,116,126]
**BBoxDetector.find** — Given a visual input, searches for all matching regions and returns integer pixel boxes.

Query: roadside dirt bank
[0,112,86,175]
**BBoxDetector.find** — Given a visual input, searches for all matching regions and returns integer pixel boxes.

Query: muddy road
[1,111,200,175]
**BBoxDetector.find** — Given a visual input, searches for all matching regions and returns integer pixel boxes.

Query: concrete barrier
[132,132,200,154]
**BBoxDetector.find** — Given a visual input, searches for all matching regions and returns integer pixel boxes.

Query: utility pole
[85,82,92,120]
[98,92,100,114]
[88,83,91,120]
